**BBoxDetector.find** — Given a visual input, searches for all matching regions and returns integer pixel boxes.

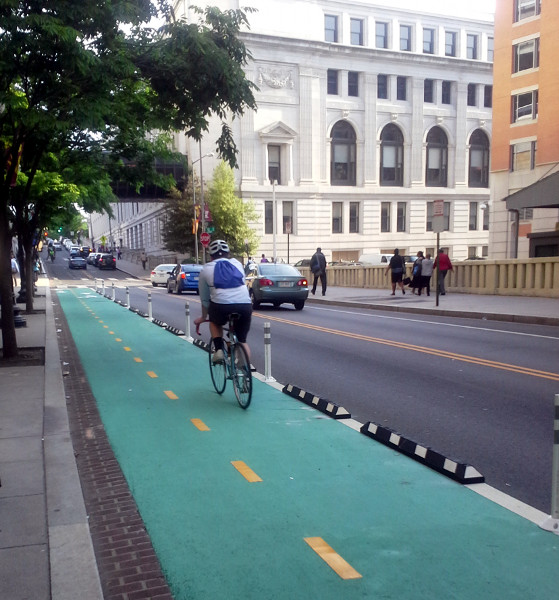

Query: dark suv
[97,253,116,270]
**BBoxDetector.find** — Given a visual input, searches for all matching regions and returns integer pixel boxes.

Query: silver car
[246,263,309,310]
[150,263,176,287]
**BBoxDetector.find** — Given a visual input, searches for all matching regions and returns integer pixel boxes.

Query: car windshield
[259,264,300,277]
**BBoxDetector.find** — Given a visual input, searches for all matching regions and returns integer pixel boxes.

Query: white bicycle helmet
[208,239,230,256]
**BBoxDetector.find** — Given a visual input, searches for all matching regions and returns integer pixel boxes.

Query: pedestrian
[433,248,453,295]
[10,251,19,289]
[411,251,424,295]
[310,247,327,296]
[260,254,269,263]
[140,251,147,270]
[386,248,406,295]
[420,253,434,296]
[117,247,122,260]
[245,256,256,275]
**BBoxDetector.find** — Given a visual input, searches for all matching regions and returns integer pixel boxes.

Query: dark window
[400,25,412,51]
[376,22,388,48]
[325,15,338,42]
[349,202,360,233]
[426,126,448,187]
[283,201,293,234]
[381,202,391,232]
[327,69,339,95]
[467,34,478,59]
[268,145,281,184]
[332,202,343,233]
[445,31,456,56]
[515,0,541,22]
[514,38,540,72]
[348,71,359,97]
[442,81,452,104]
[330,121,356,186]
[512,90,538,122]
[469,202,478,231]
[423,28,434,53]
[469,129,490,188]
[377,74,388,99]
[483,207,489,231]
[467,83,477,107]
[396,76,407,101]
[397,202,406,232]
[265,201,273,234]
[424,79,434,103]
[350,18,363,45]
[484,85,493,108]
[380,124,404,187]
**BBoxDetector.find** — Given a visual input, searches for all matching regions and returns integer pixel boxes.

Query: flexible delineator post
[112,283,115,301]
[148,292,152,321]
[185,302,193,342]
[126,286,130,309]
[264,322,275,381]
[541,394,559,535]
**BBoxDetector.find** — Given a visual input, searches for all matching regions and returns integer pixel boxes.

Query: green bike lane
[57,287,559,600]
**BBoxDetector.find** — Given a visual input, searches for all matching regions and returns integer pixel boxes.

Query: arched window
[380,124,404,186]
[330,121,356,186]
[425,126,448,187]
[468,129,490,188]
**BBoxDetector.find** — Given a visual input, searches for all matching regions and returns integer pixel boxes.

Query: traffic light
[58,227,62,233]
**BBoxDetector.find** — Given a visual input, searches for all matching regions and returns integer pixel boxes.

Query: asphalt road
[44,253,559,513]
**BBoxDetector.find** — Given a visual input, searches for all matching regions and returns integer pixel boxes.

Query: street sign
[432,199,445,233]
[206,226,215,234]
[200,232,211,247]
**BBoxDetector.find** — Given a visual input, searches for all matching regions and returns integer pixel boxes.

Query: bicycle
[196,313,252,409]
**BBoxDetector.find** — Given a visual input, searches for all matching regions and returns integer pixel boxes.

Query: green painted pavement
[57,288,559,600]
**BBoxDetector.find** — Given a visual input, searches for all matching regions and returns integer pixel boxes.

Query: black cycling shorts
[208,302,252,343]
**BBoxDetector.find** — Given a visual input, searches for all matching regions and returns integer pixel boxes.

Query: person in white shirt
[10,252,19,289]
[194,240,252,363]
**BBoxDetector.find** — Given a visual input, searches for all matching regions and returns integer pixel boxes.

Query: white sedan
[150,264,176,287]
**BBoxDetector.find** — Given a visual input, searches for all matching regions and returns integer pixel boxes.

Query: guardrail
[301,257,559,299]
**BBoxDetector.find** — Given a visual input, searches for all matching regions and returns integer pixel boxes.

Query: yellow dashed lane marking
[124,347,131,351]
[191,418,210,431]
[103,325,108,329]
[231,461,262,482]
[115,338,122,342]
[164,391,178,400]
[109,331,114,334]
[134,357,143,363]
[304,537,362,580]
[147,371,158,378]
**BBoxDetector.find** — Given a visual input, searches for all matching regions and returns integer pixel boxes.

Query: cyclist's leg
[208,302,228,362]
[231,304,252,361]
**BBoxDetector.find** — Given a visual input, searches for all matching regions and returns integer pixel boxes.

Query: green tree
[0,1,256,358]
[206,162,259,259]
[162,180,196,256]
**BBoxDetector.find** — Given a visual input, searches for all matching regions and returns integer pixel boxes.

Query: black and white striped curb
[165,325,185,336]
[282,384,351,419]
[193,338,210,352]
[360,421,485,484]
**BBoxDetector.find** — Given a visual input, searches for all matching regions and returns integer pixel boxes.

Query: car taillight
[259,278,274,286]
[151,271,156,275]
[181,273,186,279]
[297,279,308,286]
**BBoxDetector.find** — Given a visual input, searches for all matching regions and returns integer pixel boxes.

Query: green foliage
[206,162,259,258]
[161,184,196,255]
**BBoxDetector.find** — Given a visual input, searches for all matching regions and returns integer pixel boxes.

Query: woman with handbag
[410,251,424,295]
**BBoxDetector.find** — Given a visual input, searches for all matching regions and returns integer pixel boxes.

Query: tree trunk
[24,237,35,312]
[0,210,18,358]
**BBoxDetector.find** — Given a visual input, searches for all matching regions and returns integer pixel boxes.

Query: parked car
[293,259,311,268]
[246,263,308,310]
[68,255,87,270]
[150,264,176,287]
[167,264,203,294]
[86,252,101,265]
[97,253,116,270]
[79,246,91,257]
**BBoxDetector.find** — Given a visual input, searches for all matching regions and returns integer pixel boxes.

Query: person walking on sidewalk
[386,249,406,295]
[434,248,453,295]
[420,253,434,296]
[310,247,327,296]
[410,251,424,295]
[140,251,147,270]
[10,251,19,289]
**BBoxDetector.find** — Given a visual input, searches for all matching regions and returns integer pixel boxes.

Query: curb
[282,384,351,419]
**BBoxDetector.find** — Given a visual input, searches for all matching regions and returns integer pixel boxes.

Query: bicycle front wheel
[208,338,227,395]
[231,344,252,409]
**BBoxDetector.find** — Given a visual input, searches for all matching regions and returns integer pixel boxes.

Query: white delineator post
[112,283,115,301]
[101,279,105,296]
[126,286,130,309]
[264,322,275,382]
[148,292,153,321]
[541,394,559,535]
[185,302,193,342]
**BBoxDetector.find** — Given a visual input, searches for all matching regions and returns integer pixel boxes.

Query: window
[423,28,435,53]
[469,202,478,230]
[487,37,494,62]
[350,18,363,45]
[376,22,388,48]
[514,38,539,72]
[468,246,478,259]
[400,25,412,51]
[349,202,360,233]
[381,202,391,232]
[283,201,293,234]
[442,81,452,104]
[515,0,541,22]
[426,126,448,187]
[377,74,388,99]
[332,202,343,233]
[445,31,456,57]
[265,201,274,234]
[426,201,451,231]
[348,71,359,97]
[330,121,356,186]
[512,90,538,122]
[396,76,407,101]
[327,69,339,95]
[519,207,534,220]
[510,140,536,171]
[380,124,404,186]
[467,83,477,107]
[469,129,490,188]
[483,206,489,231]
[484,85,493,108]
[325,15,338,42]
[397,202,406,232]
[424,79,434,103]
[467,34,478,59]
[268,145,281,184]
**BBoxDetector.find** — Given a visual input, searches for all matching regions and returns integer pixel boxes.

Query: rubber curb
[193,338,210,352]
[282,384,351,419]
[360,421,485,484]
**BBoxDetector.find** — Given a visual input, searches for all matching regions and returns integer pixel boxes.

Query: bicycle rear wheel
[231,344,252,409]
[208,338,227,394]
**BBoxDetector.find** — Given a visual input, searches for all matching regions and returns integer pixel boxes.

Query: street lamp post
[192,145,214,264]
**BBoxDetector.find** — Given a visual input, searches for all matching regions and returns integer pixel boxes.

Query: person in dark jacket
[386,248,406,295]
[310,247,327,296]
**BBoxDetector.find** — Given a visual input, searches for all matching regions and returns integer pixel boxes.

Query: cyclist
[194,240,252,364]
